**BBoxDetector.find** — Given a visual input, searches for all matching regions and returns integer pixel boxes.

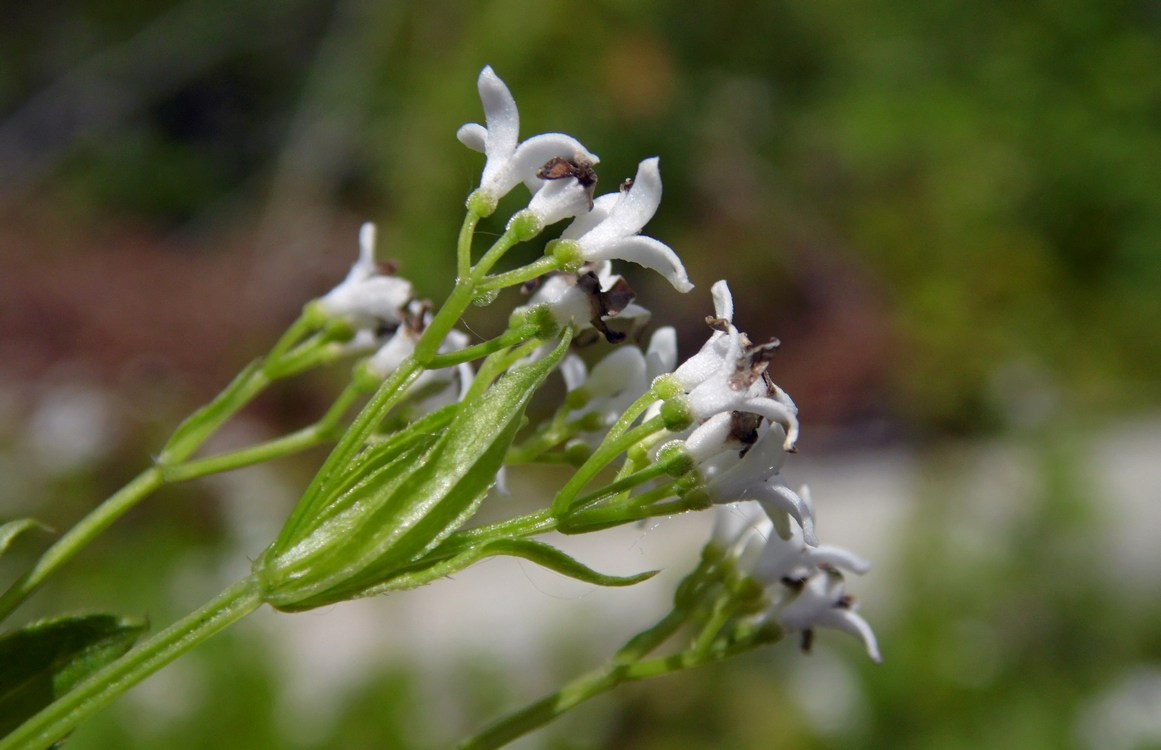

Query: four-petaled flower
[458,66,599,215]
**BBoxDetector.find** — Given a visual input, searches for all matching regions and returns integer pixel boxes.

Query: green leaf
[259,332,573,611]
[0,614,146,739]
[359,538,657,597]
[0,520,50,560]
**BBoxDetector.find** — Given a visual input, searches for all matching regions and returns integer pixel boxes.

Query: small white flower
[558,158,693,293]
[773,568,881,663]
[560,327,675,444]
[671,280,799,450]
[517,261,650,339]
[366,302,472,414]
[458,66,598,211]
[693,425,816,544]
[318,223,413,331]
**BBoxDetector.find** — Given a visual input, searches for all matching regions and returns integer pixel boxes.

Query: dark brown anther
[781,575,808,592]
[537,154,599,209]
[800,629,815,653]
[376,260,400,276]
[731,336,782,390]
[729,410,762,452]
[705,316,731,333]
[619,177,634,192]
[575,271,638,343]
[521,275,546,295]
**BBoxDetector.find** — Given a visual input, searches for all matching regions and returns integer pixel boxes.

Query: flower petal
[710,279,734,322]
[477,66,519,159]
[456,123,488,152]
[581,235,693,293]
[581,157,663,246]
[562,192,617,240]
[509,133,600,193]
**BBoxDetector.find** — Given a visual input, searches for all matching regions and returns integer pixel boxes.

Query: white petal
[581,235,693,293]
[562,193,617,240]
[456,123,488,152]
[586,347,647,397]
[580,157,662,246]
[710,501,770,552]
[811,545,872,575]
[477,66,519,159]
[646,326,677,378]
[684,411,735,463]
[560,354,587,392]
[710,280,734,322]
[525,178,593,227]
[356,222,377,274]
[509,133,600,193]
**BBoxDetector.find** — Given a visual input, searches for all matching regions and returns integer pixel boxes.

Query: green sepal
[257,333,572,611]
[0,614,146,739]
[0,519,49,560]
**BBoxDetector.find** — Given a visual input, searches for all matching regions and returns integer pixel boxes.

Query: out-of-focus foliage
[3,0,1160,749]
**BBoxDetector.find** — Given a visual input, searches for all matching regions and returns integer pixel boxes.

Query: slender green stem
[457,211,480,281]
[0,469,164,621]
[477,254,561,292]
[457,620,761,750]
[0,578,263,750]
[426,323,539,369]
[550,415,667,516]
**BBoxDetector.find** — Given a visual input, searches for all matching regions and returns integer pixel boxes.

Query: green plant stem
[550,415,667,516]
[161,383,363,483]
[0,578,263,750]
[457,633,759,750]
[477,254,561,292]
[425,323,540,369]
[457,211,480,280]
[0,468,164,622]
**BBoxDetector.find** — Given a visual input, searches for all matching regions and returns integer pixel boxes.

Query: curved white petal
[581,157,662,246]
[710,279,734,322]
[581,235,692,293]
[509,133,600,193]
[646,326,677,378]
[456,123,488,152]
[586,346,647,397]
[477,66,519,159]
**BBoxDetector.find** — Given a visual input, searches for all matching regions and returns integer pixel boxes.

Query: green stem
[550,415,667,516]
[0,578,263,750]
[0,469,164,621]
[161,383,362,483]
[457,211,480,281]
[457,626,759,750]
[477,255,561,292]
[425,323,539,369]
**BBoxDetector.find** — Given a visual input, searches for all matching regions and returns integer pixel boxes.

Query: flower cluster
[710,498,880,661]
[305,65,876,659]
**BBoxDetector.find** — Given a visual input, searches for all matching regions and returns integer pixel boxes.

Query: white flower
[671,280,799,450]
[516,261,650,339]
[692,424,817,544]
[557,158,693,293]
[458,66,598,211]
[773,568,881,663]
[318,223,413,331]
[559,327,676,444]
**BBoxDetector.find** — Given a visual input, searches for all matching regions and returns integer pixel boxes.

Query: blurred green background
[2,0,1161,748]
